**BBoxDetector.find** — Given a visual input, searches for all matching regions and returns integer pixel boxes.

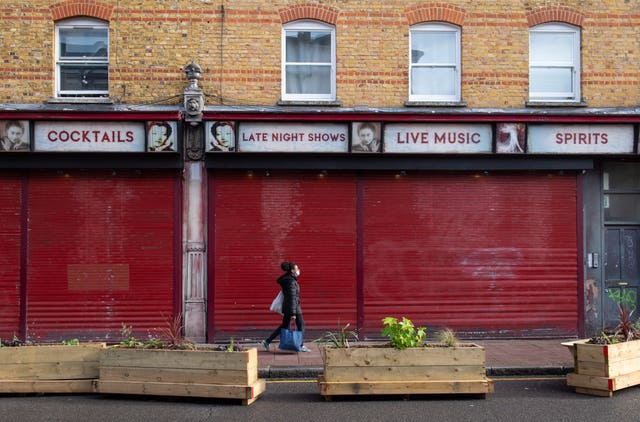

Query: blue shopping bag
[279,326,303,352]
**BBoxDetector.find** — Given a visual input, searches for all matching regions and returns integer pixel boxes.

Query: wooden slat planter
[563,339,640,397]
[0,343,106,394]
[318,343,493,399]
[96,347,266,405]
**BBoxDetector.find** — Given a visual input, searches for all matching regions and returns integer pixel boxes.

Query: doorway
[602,163,640,328]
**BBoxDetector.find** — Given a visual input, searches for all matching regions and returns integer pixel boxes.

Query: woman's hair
[5,120,24,133]
[281,261,297,272]
[150,121,172,139]
[211,121,233,139]
[357,122,376,135]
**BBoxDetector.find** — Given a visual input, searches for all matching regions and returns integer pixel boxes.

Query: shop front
[204,110,635,340]
[0,108,182,342]
[1,106,638,342]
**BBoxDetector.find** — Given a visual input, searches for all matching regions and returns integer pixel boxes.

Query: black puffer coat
[277,272,301,315]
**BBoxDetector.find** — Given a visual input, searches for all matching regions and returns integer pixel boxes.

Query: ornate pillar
[182,61,207,342]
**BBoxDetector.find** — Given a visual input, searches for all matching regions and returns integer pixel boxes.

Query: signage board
[383,123,492,153]
[238,122,348,153]
[34,121,146,152]
[528,124,634,154]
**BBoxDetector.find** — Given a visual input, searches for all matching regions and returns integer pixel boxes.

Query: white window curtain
[529,23,580,102]
[409,23,460,102]
[282,20,335,101]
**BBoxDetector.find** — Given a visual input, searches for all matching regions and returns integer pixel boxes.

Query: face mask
[294,270,300,277]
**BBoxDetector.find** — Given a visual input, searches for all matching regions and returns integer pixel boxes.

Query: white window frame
[281,20,336,102]
[529,23,580,102]
[55,17,109,97]
[409,22,461,102]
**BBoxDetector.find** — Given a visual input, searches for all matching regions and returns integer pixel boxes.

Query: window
[55,18,109,97]
[282,20,335,102]
[603,163,640,224]
[529,23,580,102]
[409,23,461,102]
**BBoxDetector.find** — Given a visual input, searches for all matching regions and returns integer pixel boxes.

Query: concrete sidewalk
[256,339,577,379]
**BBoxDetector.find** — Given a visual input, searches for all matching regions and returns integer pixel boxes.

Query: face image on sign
[207,121,236,152]
[496,123,525,153]
[147,121,177,152]
[351,122,381,153]
[0,120,29,151]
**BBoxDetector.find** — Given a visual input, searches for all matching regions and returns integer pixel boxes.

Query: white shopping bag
[269,291,284,315]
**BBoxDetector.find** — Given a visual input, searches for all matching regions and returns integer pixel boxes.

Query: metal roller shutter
[209,170,357,339]
[26,170,179,342]
[361,172,578,337]
[0,173,22,339]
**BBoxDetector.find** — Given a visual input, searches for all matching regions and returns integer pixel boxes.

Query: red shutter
[209,170,578,339]
[0,174,22,339]
[361,172,578,337]
[209,170,357,338]
[26,170,178,342]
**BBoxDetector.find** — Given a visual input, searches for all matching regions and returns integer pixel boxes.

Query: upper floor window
[529,23,580,102]
[409,23,461,102]
[282,20,335,102]
[55,18,109,98]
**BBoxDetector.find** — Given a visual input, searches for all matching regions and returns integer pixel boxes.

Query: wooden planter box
[0,343,105,394]
[318,343,493,399]
[563,339,640,397]
[96,347,266,405]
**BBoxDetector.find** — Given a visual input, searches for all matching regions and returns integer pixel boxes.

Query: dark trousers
[266,312,304,344]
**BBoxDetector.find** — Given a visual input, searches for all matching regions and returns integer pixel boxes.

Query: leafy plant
[226,337,236,352]
[119,323,143,348]
[61,338,80,346]
[591,304,640,344]
[1,335,23,347]
[142,337,166,349]
[614,305,637,342]
[436,328,459,347]
[158,312,195,350]
[208,339,245,352]
[381,316,426,349]
[601,331,619,344]
[316,322,359,348]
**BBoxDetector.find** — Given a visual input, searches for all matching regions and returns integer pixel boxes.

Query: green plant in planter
[436,328,459,347]
[381,316,426,349]
[118,323,144,348]
[61,338,80,346]
[591,304,640,344]
[0,334,23,347]
[316,322,359,348]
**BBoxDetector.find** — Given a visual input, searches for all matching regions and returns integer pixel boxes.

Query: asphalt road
[1,378,639,422]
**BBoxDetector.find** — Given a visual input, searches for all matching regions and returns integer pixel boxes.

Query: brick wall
[0,0,638,108]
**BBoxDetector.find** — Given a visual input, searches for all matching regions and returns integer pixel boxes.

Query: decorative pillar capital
[184,60,204,125]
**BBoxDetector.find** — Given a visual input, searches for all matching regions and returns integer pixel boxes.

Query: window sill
[525,101,587,108]
[277,99,341,107]
[404,101,467,107]
[47,97,114,105]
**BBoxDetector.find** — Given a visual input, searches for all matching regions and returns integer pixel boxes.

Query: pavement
[255,339,577,379]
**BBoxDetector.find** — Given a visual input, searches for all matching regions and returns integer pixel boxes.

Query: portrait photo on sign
[351,122,381,153]
[206,121,236,152]
[147,121,177,152]
[0,120,30,151]
[496,123,525,153]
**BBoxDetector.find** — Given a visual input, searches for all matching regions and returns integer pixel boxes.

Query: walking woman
[261,261,310,352]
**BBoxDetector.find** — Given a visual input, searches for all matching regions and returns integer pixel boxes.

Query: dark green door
[604,228,640,327]
[602,163,640,328]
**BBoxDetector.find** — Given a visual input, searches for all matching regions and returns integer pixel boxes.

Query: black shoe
[261,340,270,352]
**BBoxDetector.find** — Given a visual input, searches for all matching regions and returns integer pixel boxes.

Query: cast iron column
[182,61,207,342]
